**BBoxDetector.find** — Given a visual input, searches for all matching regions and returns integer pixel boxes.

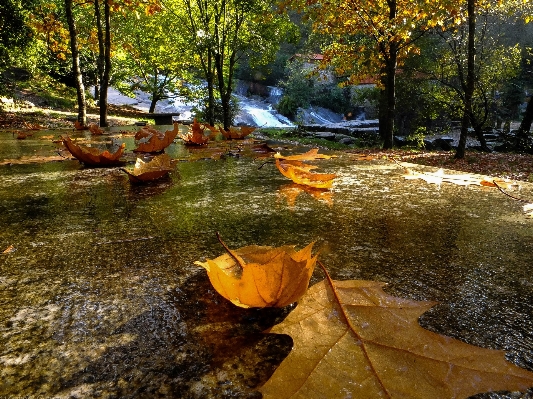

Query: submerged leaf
[121,153,177,183]
[195,239,317,308]
[62,136,125,166]
[260,279,533,398]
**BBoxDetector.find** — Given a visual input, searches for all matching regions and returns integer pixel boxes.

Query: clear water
[1,129,532,398]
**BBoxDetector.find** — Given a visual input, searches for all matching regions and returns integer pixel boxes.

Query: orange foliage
[62,136,125,166]
[195,234,317,308]
[276,159,336,189]
[134,124,179,153]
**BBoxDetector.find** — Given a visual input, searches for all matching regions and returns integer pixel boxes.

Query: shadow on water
[1,129,533,397]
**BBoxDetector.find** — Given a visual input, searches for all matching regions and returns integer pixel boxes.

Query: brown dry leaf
[88,122,104,135]
[195,237,317,308]
[14,131,32,140]
[0,155,71,165]
[179,119,210,146]
[62,136,125,166]
[351,153,378,161]
[121,153,177,183]
[133,123,179,152]
[480,178,517,189]
[276,159,336,189]
[218,125,256,139]
[274,148,335,161]
[74,120,86,130]
[260,278,533,398]
[23,122,45,130]
[2,244,16,254]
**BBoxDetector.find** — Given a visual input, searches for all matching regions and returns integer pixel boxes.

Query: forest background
[2,0,533,162]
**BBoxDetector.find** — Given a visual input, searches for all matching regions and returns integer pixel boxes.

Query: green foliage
[277,60,351,118]
[16,73,78,109]
[192,96,240,125]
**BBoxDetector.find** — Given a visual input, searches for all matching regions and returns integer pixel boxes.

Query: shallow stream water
[1,128,532,398]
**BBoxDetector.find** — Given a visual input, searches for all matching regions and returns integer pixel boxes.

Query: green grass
[16,73,78,109]
[257,127,361,150]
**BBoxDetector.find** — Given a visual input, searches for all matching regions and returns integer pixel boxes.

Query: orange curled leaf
[276,159,336,189]
[179,119,210,146]
[195,238,317,308]
[219,125,256,139]
[121,153,177,183]
[62,136,125,166]
[274,148,334,161]
[74,120,86,130]
[88,122,104,135]
[133,124,178,153]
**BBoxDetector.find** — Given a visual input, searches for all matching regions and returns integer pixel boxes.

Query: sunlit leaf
[274,148,335,161]
[121,153,177,183]
[260,278,533,398]
[88,122,104,135]
[195,235,317,308]
[179,119,210,146]
[2,245,16,254]
[276,159,336,189]
[62,136,125,166]
[133,123,179,153]
[218,125,256,139]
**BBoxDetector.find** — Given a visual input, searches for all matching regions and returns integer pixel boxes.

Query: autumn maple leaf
[260,275,533,398]
[133,124,179,153]
[121,153,177,183]
[179,119,210,146]
[218,125,256,139]
[195,234,317,308]
[62,136,125,166]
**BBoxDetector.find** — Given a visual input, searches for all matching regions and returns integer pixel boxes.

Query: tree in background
[163,0,295,128]
[285,0,461,148]
[113,4,193,113]
[64,0,87,125]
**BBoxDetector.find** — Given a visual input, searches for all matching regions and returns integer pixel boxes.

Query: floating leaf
[133,123,178,153]
[276,159,336,189]
[274,148,335,161]
[88,122,104,135]
[260,278,533,398]
[195,235,317,308]
[219,125,256,139]
[62,136,125,166]
[278,183,333,207]
[2,244,16,254]
[179,119,210,146]
[121,153,177,183]
[74,120,85,130]
[13,131,32,140]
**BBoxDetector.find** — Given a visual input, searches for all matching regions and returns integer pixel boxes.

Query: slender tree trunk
[98,0,111,127]
[206,52,215,126]
[456,0,476,159]
[65,0,86,126]
[379,0,397,149]
[95,0,104,107]
[516,95,533,150]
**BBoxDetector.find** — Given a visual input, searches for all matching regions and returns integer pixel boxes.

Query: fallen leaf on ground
[14,131,32,140]
[276,159,336,189]
[0,155,71,165]
[179,119,210,145]
[23,122,45,130]
[121,153,177,183]
[260,278,533,398]
[134,123,178,152]
[219,125,255,139]
[88,122,104,135]
[2,245,16,254]
[74,120,86,130]
[274,148,335,161]
[62,136,125,166]
[195,235,317,308]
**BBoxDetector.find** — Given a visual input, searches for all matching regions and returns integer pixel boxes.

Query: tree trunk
[516,96,533,150]
[149,96,158,114]
[379,0,397,149]
[455,0,476,159]
[65,0,86,126]
[98,0,111,127]
[95,0,104,107]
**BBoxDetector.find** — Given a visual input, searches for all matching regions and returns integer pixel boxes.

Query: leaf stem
[317,260,392,399]
[216,231,246,269]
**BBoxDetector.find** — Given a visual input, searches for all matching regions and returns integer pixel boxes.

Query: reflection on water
[1,130,532,397]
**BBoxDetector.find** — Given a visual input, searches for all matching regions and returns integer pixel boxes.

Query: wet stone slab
[0,129,532,398]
